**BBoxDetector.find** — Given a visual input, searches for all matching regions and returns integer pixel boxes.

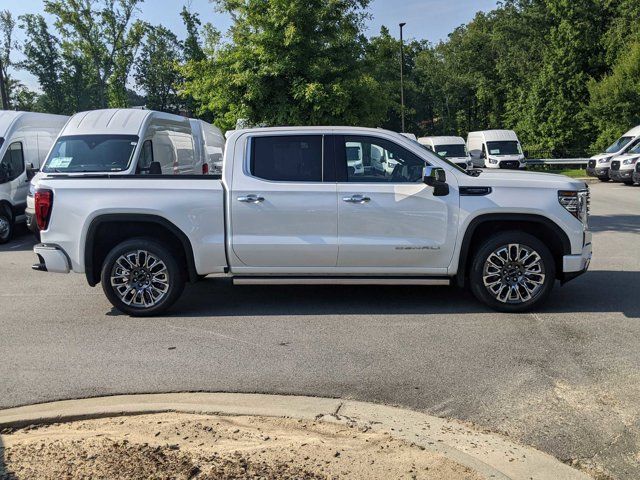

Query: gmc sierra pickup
[31,127,592,316]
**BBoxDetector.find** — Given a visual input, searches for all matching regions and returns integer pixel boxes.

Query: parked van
[609,140,640,184]
[586,125,640,182]
[0,111,69,243]
[467,130,525,169]
[190,119,225,175]
[26,109,221,236]
[418,136,473,170]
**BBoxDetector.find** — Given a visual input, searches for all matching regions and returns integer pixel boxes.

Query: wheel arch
[456,213,571,287]
[84,214,198,287]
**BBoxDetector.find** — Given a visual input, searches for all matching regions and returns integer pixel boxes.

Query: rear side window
[251,135,322,182]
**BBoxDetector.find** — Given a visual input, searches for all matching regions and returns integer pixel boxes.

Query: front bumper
[586,166,609,178]
[561,232,592,283]
[609,169,634,182]
[33,244,70,274]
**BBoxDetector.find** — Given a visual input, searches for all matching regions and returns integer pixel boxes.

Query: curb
[0,393,589,480]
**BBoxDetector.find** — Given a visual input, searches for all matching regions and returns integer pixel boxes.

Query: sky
[6,0,499,90]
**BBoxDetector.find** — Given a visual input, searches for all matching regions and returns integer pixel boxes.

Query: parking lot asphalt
[1,181,639,478]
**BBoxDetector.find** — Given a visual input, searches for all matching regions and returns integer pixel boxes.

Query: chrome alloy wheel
[482,243,546,304]
[110,250,170,308]
[0,216,10,240]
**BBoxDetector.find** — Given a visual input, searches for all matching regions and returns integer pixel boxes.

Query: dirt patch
[0,412,482,479]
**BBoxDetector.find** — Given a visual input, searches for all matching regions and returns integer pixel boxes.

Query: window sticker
[49,157,73,168]
[489,149,500,155]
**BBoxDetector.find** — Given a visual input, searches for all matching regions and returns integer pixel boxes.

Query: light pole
[399,22,406,133]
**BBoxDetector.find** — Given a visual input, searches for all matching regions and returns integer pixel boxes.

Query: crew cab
[32,127,592,316]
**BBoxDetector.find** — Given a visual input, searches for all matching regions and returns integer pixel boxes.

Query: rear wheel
[469,231,556,313]
[0,205,13,245]
[101,238,185,317]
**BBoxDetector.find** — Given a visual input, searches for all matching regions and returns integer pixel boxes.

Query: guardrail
[525,158,590,167]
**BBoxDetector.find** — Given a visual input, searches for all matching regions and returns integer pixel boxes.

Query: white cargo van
[418,136,473,170]
[467,130,525,169]
[0,111,69,243]
[586,125,640,182]
[27,109,222,236]
[190,119,225,175]
[609,140,640,184]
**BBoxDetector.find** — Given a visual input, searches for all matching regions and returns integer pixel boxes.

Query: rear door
[229,133,338,268]
[334,134,458,271]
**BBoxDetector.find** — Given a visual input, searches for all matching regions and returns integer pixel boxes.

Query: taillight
[35,189,53,231]
[202,163,209,175]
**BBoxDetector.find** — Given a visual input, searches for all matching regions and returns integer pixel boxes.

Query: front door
[230,134,338,268]
[334,135,458,271]
[0,141,27,214]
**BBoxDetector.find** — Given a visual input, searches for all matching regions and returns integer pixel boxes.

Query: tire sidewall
[0,206,13,245]
[469,231,556,313]
[101,238,185,317]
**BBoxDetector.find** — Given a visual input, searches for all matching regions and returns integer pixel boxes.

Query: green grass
[528,167,587,178]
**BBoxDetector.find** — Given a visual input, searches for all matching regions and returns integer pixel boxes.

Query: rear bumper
[586,166,609,178]
[561,234,592,283]
[33,244,70,274]
[609,169,634,182]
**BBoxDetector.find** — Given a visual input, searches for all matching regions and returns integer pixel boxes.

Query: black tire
[101,237,186,317]
[623,180,634,186]
[598,177,610,182]
[469,231,556,313]
[0,205,14,245]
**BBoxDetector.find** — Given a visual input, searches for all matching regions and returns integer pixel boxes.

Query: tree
[43,0,146,108]
[134,25,183,112]
[588,40,640,151]
[183,0,387,130]
[180,5,205,62]
[0,10,18,109]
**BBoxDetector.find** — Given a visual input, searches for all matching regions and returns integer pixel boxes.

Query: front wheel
[0,206,14,245]
[598,177,610,182]
[469,232,556,313]
[101,238,185,317]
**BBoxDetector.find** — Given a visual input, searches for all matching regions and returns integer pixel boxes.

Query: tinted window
[43,135,138,173]
[137,140,154,172]
[486,141,522,156]
[435,144,467,158]
[0,142,24,182]
[340,136,425,183]
[251,135,322,182]
[605,136,632,154]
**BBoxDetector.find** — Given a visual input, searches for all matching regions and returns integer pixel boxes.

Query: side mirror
[148,161,162,175]
[26,163,39,181]
[423,166,449,196]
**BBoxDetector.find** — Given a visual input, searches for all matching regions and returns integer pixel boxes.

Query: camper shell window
[43,135,138,173]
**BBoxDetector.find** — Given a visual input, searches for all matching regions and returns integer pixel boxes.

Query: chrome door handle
[237,194,265,204]
[342,194,371,204]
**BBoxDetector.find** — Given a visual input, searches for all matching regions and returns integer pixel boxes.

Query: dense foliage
[1,0,639,153]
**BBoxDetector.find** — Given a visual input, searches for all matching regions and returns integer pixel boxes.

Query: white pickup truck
[31,127,592,316]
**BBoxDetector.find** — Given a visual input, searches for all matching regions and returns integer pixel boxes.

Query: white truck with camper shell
[31,126,592,316]
[467,130,526,169]
[418,136,473,170]
[586,125,640,182]
[0,111,69,243]
[26,109,224,236]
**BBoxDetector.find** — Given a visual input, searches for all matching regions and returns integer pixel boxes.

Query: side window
[0,142,24,183]
[137,140,154,172]
[481,144,487,158]
[340,136,425,183]
[251,135,322,182]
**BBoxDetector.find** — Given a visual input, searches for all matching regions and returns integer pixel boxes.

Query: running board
[233,277,450,286]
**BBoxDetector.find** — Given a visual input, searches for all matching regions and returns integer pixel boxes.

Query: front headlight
[488,158,498,164]
[597,157,611,164]
[558,189,589,224]
[622,157,638,165]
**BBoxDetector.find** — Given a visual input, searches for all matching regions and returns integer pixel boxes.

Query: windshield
[605,136,632,154]
[417,143,471,175]
[623,139,640,154]
[435,144,467,158]
[43,135,139,173]
[486,141,522,156]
